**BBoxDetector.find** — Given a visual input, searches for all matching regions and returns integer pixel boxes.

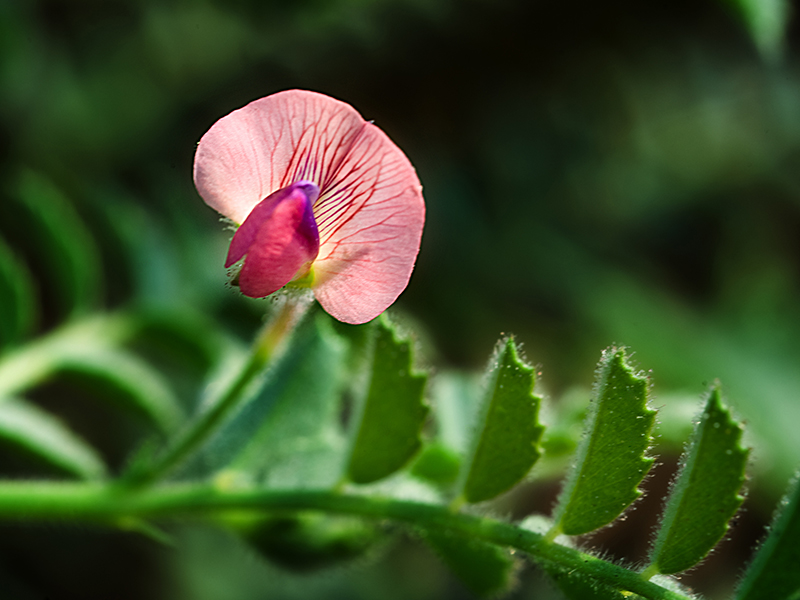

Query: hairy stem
[0,481,689,600]
[132,296,311,484]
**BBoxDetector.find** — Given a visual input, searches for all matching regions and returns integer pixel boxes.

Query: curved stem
[0,481,689,600]
[132,296,311,485]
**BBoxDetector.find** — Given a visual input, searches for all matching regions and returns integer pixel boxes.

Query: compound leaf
[459,337,544,504]
[346,315,428,484]
[647,384,748,575]
[425,529,517,597]
[736,473,800,600]
[0,397,106,479]
[552,347,656,536]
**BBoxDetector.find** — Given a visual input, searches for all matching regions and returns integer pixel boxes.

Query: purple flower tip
[226,182,320,298]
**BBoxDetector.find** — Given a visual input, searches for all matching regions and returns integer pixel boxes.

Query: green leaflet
[736,473,800,600]
[552,348,656,536]
[646,385,748,576]
[0,237,36,350]
[460,337,544,504]
[721,0,789,60]
[6,171,101,319]
[0,397,106,479]
[346,315,428,485]
[187,311,349,488]
[425,529,517,597]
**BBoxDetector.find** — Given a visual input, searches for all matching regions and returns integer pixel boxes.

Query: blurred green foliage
[0,0,799,598]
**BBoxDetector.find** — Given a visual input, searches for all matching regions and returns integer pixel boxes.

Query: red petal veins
[194,90,364,225]
[312,123,424,324]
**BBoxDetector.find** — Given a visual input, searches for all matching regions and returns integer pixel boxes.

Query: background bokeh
[1,0,799,598]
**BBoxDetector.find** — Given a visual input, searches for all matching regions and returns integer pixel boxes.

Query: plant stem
[132,296,310,485]
[0,481,689,600]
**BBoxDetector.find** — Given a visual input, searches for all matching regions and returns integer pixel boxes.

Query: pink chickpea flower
[193,90,425,324]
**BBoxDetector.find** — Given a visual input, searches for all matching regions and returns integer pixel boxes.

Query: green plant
[0,169,798,598]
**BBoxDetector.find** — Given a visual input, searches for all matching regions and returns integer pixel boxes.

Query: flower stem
[131,296,311,485]
[0,481,689,600]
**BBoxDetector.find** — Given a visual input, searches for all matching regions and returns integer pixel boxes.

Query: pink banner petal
[194,91,365,225]
[312,124,424,324]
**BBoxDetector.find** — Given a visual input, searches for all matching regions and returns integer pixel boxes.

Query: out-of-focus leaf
[0,314,180,431]
[411,442,461,486]
[459,337,544,504]
[56,347,184,434]
[130,306,231,374]
[647,385,748,575]
[425,529,518,597]
[0,314,134,397]
[81,186,182,307]
[429,371,483,455]
[540,388,588,461]
[0,237,36,349]
[243,513,379,572]
[0,397,106,479]
[188,311,348,488]
[721,0,790,60]
[552,348,656,536]
[6,171,101,318]
[736,473,800,600]
[347,316,428,484]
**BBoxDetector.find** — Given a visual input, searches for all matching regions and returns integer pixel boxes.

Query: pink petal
[312,123,424,324]
[194,90,424,323]
[236,186,320,298]
[193,90,365,225]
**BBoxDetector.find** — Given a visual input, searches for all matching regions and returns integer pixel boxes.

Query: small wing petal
[312,123,425,324]
[194,90,365,225]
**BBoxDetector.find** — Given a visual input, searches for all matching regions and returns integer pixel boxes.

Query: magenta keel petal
[225,181,320,268]
[233,183,320,298]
